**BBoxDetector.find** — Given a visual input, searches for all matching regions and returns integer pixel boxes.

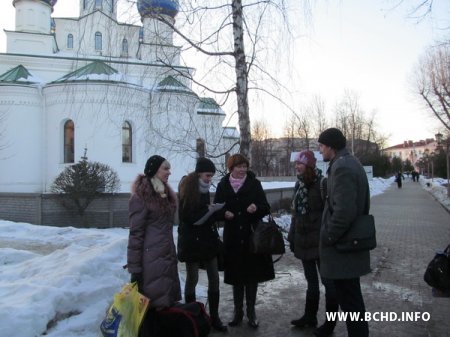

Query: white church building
[0,0,239,196]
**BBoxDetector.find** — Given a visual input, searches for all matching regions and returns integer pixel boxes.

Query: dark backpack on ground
[424,244,450,291]
[157,302,211,337]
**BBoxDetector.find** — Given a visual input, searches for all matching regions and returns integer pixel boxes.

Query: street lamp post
[430,151,435,182]
[435,133,450,197]
[424,148,430,178]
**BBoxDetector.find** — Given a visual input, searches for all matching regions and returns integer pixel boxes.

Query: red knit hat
[295,150,317,168]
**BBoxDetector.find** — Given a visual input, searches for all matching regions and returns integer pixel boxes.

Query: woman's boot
[245,283,259,328]
[314,295,338,336]
[291,294,319,328]
[184,292,196,303]
[208,290,228,332]
[228,285,244,326]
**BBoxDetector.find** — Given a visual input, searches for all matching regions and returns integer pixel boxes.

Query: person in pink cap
[288,150,338,337]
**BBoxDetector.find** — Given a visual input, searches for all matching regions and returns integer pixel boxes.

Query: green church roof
[0,65,41,84]
[156,75,197,96]
[197,97,225,115]
[52,60,121,83]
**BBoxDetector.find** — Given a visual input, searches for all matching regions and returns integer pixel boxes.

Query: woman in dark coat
[395,171,404,188]
[213,154,274,329]
[127,155,181,336]
[288,150,338,337]
[177,158,227,332]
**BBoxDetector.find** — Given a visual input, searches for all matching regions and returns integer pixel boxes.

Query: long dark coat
[127,175,181,309]
[288,177,324,261]
[320,149,372,279]
[177,187,221,263]
[213,171,275,285]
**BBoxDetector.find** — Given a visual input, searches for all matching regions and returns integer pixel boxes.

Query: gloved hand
[130,273,143,285]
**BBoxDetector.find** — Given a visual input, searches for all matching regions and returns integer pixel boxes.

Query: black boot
[291,294,319,328]
[245,283,259,329]
[314,295,338,336]
[208,291,228,332]
[184,292,196,303]
[228,285,244,326]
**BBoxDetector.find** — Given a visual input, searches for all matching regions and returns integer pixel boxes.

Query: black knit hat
[144,155,166,178]
[195,157,216,174]
[318,128,347,150]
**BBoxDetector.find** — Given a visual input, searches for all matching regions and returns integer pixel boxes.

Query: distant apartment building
[382,139,438,169]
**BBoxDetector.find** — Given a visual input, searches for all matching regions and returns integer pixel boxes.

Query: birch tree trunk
[232,0,251,157]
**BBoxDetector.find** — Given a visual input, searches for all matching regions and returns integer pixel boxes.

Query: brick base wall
[0,188,294,228]
[0,193,130,228]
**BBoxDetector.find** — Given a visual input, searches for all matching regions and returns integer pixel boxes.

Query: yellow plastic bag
[99,282,150,337]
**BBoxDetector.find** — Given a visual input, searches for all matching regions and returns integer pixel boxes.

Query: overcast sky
[287,0,450,146]
[1,0,449,147]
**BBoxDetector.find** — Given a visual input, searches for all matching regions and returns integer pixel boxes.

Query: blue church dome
[137,0,179,18]
[40,0,58,6]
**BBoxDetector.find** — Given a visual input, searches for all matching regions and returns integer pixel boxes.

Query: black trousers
[334,278,369,337]
[302,259,336,300]
[185,257,220,295]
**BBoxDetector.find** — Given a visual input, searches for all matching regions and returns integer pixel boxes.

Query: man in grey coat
[318,128,371,337]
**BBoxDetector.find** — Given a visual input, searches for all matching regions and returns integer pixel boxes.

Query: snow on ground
[0,176,430,337]
[419,176,450,213]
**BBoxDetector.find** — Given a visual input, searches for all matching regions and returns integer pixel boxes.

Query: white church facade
[0,0,239,195]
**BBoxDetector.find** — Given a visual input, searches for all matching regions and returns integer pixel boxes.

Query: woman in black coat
[213,154,275,329]
[177,158,227,332]
[288,150,338,337]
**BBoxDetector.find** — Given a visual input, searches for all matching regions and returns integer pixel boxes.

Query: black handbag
[424,244,450,291]
[158,301,211,337]
[335,214,377,252]
[249,215,285,255]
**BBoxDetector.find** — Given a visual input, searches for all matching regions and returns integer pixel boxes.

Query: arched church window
[95,0,102,9]
[67,34,73,49]
[64,120,75,163]
[121,38,128,56]
[139,27,144,43]
[122,121,132,163]
[196,138,205,158]
[95,32,102,51]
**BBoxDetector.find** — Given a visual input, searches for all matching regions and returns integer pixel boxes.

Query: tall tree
[150,0,301,158]
[331,90,387,163]
[310,94,328,138]
[251,120,275,175]
[334,90,364,155]
[415,44,450,132]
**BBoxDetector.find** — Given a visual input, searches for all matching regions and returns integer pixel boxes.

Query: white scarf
[198,179,211,194]
[150,176,167,198]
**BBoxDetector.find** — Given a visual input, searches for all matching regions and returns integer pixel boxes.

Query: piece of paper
[193,203,225,225]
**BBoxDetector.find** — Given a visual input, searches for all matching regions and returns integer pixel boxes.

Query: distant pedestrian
[395,171,404,188]
[412,170,419,182]
[318,128,371,337]
[213,154,275,329]
[288,150,338,336]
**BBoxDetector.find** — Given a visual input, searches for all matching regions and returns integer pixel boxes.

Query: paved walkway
[191,179,450,337]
